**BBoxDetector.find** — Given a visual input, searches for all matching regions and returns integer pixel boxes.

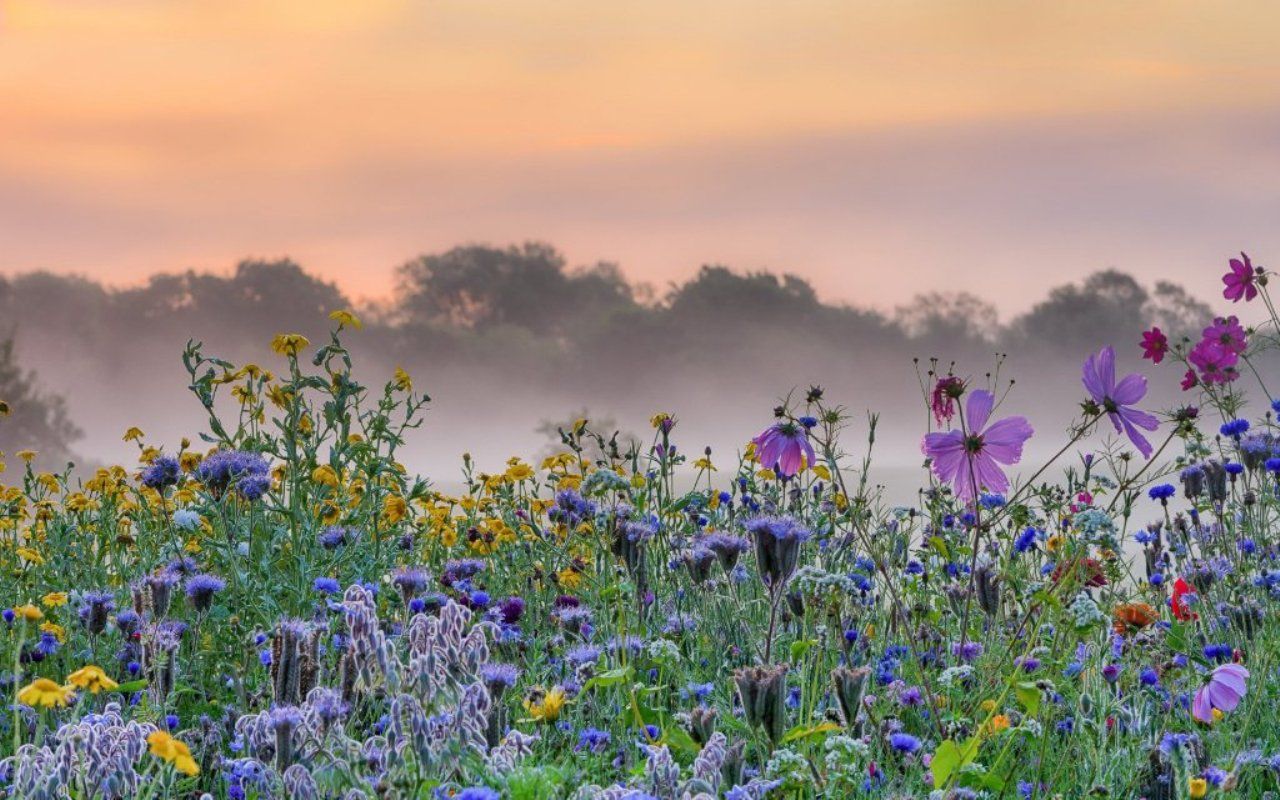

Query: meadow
[0,255,1278,800]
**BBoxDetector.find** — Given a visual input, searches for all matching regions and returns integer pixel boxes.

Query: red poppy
[1171,577,1199,621]
[1051,558,1107,588]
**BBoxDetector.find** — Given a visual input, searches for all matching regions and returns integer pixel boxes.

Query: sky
[3,0,1280,314]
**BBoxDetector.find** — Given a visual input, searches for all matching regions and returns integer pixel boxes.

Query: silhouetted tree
[0,339,81,467]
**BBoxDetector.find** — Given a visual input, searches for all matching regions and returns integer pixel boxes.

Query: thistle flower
[745,516,810,590]
[79,591,116,635]
[732,664,788,744]
[185,574,226,613]
[831,666,869,728]
[141,456,181,490]
[700,532,750,573]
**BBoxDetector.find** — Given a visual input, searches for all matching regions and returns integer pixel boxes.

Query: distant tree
[1007,270,1151,353]
[896,292,1000,346]
[0,339,81,466]
[664,266,819,324]
[396,243,635,335]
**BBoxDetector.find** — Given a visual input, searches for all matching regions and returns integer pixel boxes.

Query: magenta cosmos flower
[1083,346,1159,459]
[921,389,1032,502]
[1139,327,1168,365]
[1222,252,1258,303]
[1192,662,1248,723]
[753,421,816,479]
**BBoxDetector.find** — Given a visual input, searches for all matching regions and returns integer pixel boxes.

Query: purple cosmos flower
[1223,252,1258,302]
[921,389,1033,502]
[752,421,816,479]
[1192,662,1248,723]
[1082,346,1159,459]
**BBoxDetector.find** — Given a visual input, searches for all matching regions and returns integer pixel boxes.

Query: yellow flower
[505,462,534,482]
[16,450,36,463]
[980,699,998,713]
[392,367,412,391]
[522,686,567,723]
[812,463,832,481]
[122,427,145,442]
[147,730,200,776]
[67,665,119,694]
[13,604,43,622]
[40,623,65,642]
[693,457,716,471]
[1188,777,1207,798]
[15,545,43,565]
[987,714,1011,733]
[17,678,73,708]
[649,412,675,430]
[270,333,310,357]
[311,464,340,488]
[329,309,363,330]
[382,494,408,525]
[556,566,584,590]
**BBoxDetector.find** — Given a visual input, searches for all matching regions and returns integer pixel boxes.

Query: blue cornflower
[141,456,181,490]
[1148,484,1176,501]
[1014,527,1037,553]
[1220,419,1250,438]
[888,733,921,753]
[313,577,341,594]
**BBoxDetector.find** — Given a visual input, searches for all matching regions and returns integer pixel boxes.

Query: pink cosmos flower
[753,422,816,479]
[1139,327,1168,364]
[1192,662,1248,723]
[1181,369,1199,392]
[921,389,1032,502]
[1188,339,1239,385]
[1082,346,1159,459]
[1222,252,1258,303]
[930,376,965,426]
[1203,315,1248,355]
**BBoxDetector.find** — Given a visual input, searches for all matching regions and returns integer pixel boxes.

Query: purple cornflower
[185,574,226,612]
[921,389,1033,502]
[752,421,817,479]
[745,515,810,588]
[576,727,612,754]
[79,591,116,635]
[317,526,358,549]
[1082,346,1159,459]
[313,577,341,595]
[391,567,430,602]
[196,450,271,499]
[889,732,921,754]
[141,456,181,490]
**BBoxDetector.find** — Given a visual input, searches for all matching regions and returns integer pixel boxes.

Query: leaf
[931,737,981,789]
[789,639,817,662]
[114,679,148,694]
[584,666,633,691]
[1014,681,1041,716]
[782,721,841,743]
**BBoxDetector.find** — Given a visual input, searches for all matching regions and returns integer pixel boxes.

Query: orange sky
[3,1,1279,311]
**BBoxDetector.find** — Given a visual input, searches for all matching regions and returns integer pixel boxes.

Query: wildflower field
[2,256,1279,800]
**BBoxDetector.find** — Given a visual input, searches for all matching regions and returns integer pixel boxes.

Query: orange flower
[1113,602,1159,634]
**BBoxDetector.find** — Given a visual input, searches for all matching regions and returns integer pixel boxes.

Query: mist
[0,243,1257,507]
